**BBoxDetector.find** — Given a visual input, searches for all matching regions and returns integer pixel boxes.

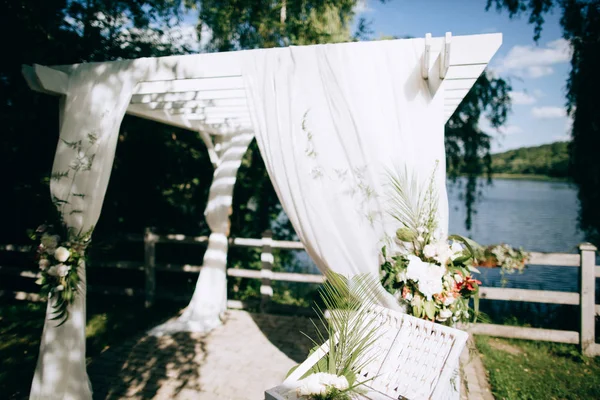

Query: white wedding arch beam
[25,33,501,134]
[22,32,501,400]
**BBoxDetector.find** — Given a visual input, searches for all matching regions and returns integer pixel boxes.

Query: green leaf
[424,301,436,320]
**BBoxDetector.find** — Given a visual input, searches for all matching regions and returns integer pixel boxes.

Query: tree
[486,0,600,244]
[446,73,512,229]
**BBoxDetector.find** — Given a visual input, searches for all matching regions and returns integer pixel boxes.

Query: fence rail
[1,229,599,356]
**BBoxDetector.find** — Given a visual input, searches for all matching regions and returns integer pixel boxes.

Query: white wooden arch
[24,33,501,136]
[22,32,502,400]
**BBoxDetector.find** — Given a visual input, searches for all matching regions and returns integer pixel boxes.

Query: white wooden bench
[265,305,468,400]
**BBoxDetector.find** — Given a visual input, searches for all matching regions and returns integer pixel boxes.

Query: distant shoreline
[490,173,571,183]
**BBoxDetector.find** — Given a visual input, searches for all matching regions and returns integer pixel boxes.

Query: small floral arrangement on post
[477,244,529,273]
[287,272,382,400]
[380,164,482,325]
[32,224,89,326]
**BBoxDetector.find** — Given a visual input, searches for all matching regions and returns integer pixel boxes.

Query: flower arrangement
[380,165,482,325]
[288,272,382,400]
[477,244,529,274]
[32,225,89,326]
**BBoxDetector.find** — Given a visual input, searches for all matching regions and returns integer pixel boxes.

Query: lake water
[448,178,585,253]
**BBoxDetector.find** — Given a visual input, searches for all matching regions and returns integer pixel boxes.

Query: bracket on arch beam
[422,32,452,81]
[440,32,452,79]
[422,33,432,80]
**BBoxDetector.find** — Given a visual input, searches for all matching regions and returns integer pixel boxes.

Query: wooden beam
[467,323,579,344]
[479,287,579,305]
[140,98,248,110]
[130,89,247,104]
[126,103,196,132]
[528,252,580,266]
[133,76,244,95]
[22,64,69,96]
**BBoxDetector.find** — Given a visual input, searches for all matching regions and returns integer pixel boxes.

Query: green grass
[0,298,181,399]
[476,336,600,400]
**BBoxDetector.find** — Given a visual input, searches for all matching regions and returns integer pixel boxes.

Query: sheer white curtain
[242,39,448,307]
[30,61,138,400]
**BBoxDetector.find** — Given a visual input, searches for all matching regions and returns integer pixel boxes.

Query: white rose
[418,277,444,300]
[406,255,427,282]
[55,284,64,291]
[332,376,349,391]
[54,247,71,263]
[56,264,71,277]
[437,308,453,322]
[39,259,50,270]
[417,263,445,300]
[433,242,452,265]
[297,374,327,396]
[46,266,59,276]
[423,244,437,259]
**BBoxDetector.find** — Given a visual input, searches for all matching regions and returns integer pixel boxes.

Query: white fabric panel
[30,61,139,400]
[149,131,254,335]
[243,40,447,308]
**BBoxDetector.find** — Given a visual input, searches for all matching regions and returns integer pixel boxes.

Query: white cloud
[527,65,554,78]
[496,39,571,78]
[510,91,537,105]
[553,134,571,142]
[481,119,523,135]
[531,106,567,119]
[354,0,372,14]
[498,125,523,135]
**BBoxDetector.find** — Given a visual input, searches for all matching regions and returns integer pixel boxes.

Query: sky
[354,0,572,153]
[179,0,572,154]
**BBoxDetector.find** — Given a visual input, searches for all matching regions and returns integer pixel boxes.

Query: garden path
[88,310,491,400]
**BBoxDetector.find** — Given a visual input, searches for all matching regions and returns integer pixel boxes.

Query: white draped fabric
[150,131,254,335]
[242,40,448,307]
[30,61,139,400]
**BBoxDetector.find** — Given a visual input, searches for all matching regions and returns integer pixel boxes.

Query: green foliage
[485,0,600,245]
[299,272,381,387]
[186,0,358,51]
[491,141,570,178]
[476,336,600,399]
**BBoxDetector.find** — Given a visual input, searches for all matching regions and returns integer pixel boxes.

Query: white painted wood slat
[133,76,245,95]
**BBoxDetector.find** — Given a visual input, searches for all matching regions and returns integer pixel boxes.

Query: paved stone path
[88,310,494,400]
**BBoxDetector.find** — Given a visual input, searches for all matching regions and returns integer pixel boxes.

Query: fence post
[579,242,597,356]
[144,227,157,308]
[260,230,274,313]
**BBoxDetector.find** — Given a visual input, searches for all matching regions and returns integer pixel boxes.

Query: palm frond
[305,271,383,383]
[386,166,423,231]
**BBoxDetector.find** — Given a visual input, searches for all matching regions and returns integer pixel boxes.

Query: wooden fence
[1,230,599,356]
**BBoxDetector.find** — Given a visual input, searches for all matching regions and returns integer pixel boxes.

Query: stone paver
[89,310,494,400]
[460,338,494,400]
[88,310,320,400]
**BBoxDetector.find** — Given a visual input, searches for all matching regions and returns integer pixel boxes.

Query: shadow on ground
[87,310,320,400]
[89,331,206,399]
